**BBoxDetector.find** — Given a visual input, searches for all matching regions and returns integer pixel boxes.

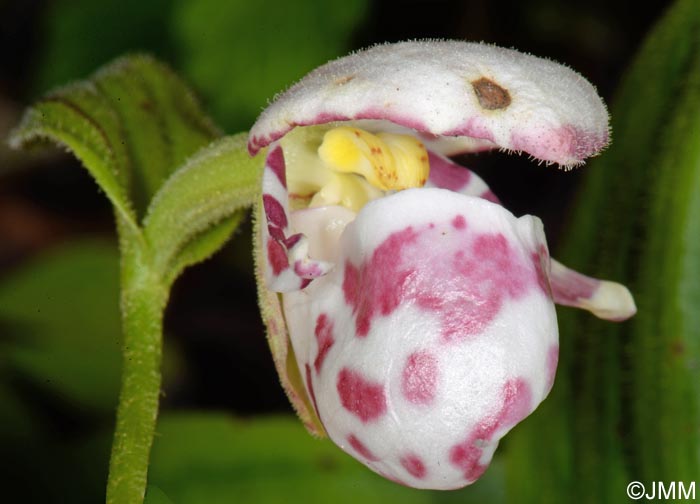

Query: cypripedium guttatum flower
[249,41,636,490]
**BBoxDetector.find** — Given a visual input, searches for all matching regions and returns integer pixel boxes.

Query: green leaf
[149,413,504,504]
[9,54,220,220]
[143,134,263,284]
[172,0,368,131]
[162,211,246,287]
[506,0,700,500]
[8,81,137,227]
[0,240,122,413]
[105,133,259,502]
[626,9,700,484]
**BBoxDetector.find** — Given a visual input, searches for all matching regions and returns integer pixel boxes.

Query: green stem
[106,228,168,504]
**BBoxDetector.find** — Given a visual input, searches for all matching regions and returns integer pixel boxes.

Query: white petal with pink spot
[283,189,558,489]
[251,40,636,490]
[249,41,609,167]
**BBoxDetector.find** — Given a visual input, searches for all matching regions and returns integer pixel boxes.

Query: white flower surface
[250,40,635,490]
[250,40,609,167]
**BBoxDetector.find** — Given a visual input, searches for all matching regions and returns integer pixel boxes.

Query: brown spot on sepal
[471,77,511,110]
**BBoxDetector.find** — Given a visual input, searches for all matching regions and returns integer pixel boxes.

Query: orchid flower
[249,40,636,490]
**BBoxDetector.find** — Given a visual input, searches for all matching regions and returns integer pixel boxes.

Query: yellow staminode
[318,127,430,191]
[308,173,383,211]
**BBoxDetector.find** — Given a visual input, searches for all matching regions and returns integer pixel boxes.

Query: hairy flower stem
[107,221,168,504]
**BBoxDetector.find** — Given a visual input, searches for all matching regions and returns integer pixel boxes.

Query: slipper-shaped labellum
[249,40,636,490]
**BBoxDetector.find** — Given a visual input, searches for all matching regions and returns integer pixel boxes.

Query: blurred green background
[0,0,680,502]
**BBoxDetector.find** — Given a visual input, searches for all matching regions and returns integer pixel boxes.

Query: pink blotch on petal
[531,247,553,297]
[337,368,387,423]
[400,453,427,479]
[283,233,303,250]
[308,111,351,124]
[343,222,541,342]
[559,124,609,161]
[549,263,598,307]
[267,224,285,242]
[442,232,530,340]
[354,107,429,133]
[343,228,418,337]
[443,116,496,143]
[480,190,500,204]
[452,215,467,229]
[401,351,439,405]
[249,129,288,156]
[427,152,472,192]
[498,378,533,428]
[267,145,287,188]
[470,233,530,298]
[510,124,608,165]
[262,194,288,229]
[448,443,488,483]
[450,378,532,481]
[313,314,335,374]
[348,434,379,462]
[305,364,321,419]
[294,260,325,279]
[266,239,289,275]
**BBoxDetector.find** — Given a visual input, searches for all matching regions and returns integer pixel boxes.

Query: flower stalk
[9,56,263,503]
[107,229,168,503]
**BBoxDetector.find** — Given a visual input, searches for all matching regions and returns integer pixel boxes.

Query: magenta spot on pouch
[313,314,335,374]
[337,368,387,422]
[348,434,379,462]
[401,351,439,405]
[400,453,427,479]
[449,378,532,481]
[452,215,467,229]
[343,221,539,342]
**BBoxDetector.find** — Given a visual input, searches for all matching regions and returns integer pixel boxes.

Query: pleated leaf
[506,0,700,500]
[143,134,263,285]
[8,54,220,219]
